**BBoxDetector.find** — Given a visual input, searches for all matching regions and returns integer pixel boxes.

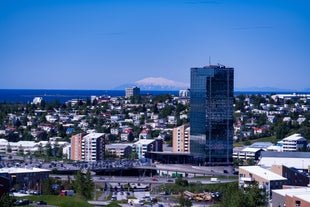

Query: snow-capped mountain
[114,77,189,90]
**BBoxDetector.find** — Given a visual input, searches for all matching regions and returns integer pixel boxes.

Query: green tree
[220,182,266,207]
[175,178,188,187]
[179,194,192,207]
[0,193,14,207]
[45,142,53,157]
[73,170,94,200]
[128,132,135,142]
[42,177,60,195]
[275,122,290,139]
[83,170,95,200]
[297,126,310,140]
[73,170,85,196]
[6,144,12,153]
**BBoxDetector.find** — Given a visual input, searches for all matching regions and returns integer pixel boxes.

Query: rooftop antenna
[209,56,211,66]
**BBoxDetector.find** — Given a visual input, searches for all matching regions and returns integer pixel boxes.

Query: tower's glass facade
[190,65,234,164]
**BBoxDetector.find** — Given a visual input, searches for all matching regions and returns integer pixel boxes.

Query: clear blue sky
[0,0,309,91]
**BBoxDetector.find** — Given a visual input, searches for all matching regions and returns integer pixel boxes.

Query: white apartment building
[132,138,163,159]
[282,133,307,152]
[81,133,105,162]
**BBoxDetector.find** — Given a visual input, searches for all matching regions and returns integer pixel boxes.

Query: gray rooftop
[261,151,310,158]
[250,142,274,149]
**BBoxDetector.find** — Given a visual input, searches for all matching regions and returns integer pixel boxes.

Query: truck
[128,199,144,206]
[210,177,220,182]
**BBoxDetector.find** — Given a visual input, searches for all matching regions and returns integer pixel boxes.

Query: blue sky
[0,0,309,91]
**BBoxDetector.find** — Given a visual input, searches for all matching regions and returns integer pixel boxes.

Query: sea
[0,89,179,103]
[0,89,307,103]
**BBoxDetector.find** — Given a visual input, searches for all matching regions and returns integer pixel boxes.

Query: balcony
[240,177,254,182]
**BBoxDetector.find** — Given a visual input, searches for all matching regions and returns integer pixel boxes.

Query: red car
[151,178,158,181]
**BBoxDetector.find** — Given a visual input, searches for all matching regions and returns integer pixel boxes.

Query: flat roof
[106,144,132,149]
[0,167,50,174]
[84,132,105,139]
[147,151,190,156]
[133,139,155,145]
[273,187,310,202]
[250,142,274,148]
[261,151,310,158]
[283,133,306,141]
[242,147,262,153]
[239,166,287,181]
[259,157,310,169]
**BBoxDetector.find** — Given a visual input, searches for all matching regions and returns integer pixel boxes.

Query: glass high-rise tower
[190,65,234,165]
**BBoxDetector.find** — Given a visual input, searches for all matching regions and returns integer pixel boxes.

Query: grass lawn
[234,136,278,147]
[22,195,93,207]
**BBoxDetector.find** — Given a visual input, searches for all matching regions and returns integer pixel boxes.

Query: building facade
[71,133,105,162]
[71,133,84,161]
[132,138,163,159]
[0,167,50,191]
[172,124,190,153]
[282,133,307,152]
[270,165,309,186]
[272,187,310,207]
[105,144,132,158]
[190,65,234,164]
[82,133,105,162]
[239,166,287,198]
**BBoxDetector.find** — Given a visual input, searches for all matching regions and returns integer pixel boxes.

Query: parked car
[14,199,30,206]
[37,200,47,205]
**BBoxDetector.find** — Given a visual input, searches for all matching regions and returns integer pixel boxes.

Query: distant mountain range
[114,77,310,92]
[114,77,190,90]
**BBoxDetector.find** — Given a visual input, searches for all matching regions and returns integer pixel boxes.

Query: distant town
[0,66,310,207]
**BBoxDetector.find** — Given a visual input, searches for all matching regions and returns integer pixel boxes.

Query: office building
[190,65,234,164]
[125,86,140,98]
[172,124,190,153]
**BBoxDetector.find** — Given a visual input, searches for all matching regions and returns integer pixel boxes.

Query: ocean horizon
[0,89,309,103]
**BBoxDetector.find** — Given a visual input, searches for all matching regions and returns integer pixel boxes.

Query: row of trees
[41,170,95,200]
[161,178,266,207]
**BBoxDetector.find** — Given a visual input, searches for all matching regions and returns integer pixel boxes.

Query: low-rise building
[233,147,263,160]
[0,167,50,191]
[259,151,310,171]
[239,166,287,198]
[105,144,132,158]
[0,175,10,198]
[132,138,163,159]
[270,165,309,186]
[282,134,307,152]
[272,187,310,207]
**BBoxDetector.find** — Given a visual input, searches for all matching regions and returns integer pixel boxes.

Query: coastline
[0,89,309,103]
